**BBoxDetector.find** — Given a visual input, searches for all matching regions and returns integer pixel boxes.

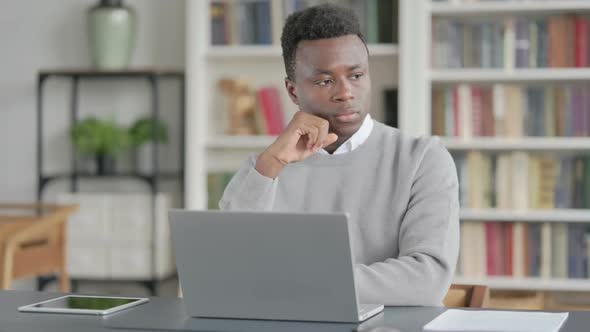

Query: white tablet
[18,295,149,315]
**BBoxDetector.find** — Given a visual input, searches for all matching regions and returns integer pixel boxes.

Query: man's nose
[332,79,354,102]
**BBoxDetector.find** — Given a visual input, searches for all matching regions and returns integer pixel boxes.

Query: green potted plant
[71,117,130,174]
[129,117,168,174]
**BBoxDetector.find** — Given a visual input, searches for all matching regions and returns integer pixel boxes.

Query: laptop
[168,209,384,323]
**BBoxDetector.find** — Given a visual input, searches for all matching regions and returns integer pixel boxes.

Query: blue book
[480,22,493,68]
[529,87,545,136]
[449,21,464,68]
[527,88,537,136]
[515,18,530,68]
[210,1,227,45]
[492,20,504,68]
[536,18,549,67]
[568,224,587,278]
[254,1,272,45]
[528,224,542,277]
[555,158,573,208]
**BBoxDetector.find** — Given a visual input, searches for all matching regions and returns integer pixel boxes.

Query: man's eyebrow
[312,64,364,75]
[312,68,333,75]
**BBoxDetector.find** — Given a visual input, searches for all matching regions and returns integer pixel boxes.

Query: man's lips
[334,110,360,122]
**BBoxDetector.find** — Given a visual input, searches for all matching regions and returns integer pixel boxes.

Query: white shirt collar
[318,114,374,155]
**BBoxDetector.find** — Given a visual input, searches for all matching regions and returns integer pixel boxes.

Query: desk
[1,290,588,332]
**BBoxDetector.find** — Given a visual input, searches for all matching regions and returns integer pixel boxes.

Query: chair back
[444,284,490,308]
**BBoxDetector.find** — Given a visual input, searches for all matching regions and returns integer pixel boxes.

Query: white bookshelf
[460,208,590,223]
[442,137,590,151]
[400,0,590,292]
[453,276,590,292]
[208,44,398,58]
[431,0,590,17]
[208,135,590,151]
[431,68,590,84]
[186,1,400,208]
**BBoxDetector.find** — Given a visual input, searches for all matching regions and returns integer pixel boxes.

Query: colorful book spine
[431,15,590,69]
[257,86,286,136]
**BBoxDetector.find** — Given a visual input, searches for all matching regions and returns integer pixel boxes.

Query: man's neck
[322,113,371,154]
[323,135,352,154]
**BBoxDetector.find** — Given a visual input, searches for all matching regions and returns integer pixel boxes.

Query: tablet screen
[32,296,143,310]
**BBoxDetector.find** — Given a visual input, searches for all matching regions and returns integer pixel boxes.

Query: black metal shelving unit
[36,68,185,295]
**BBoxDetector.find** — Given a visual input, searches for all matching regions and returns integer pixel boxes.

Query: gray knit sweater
[220,121,459,306]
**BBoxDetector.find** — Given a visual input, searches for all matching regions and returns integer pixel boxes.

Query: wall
[0,0,186,202]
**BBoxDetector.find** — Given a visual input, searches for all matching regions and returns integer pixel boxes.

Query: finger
[314,120,330,149]
[325,133,339,146]
[300,123,319,150]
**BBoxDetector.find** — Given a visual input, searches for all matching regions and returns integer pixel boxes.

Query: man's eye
[351,73,363,80]
[317,79,333,86]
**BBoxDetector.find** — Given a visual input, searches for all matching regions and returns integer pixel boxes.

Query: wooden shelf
[454,276,590,292]
[441,137,590,151]
[431,1,590,17]
[460,208,590,223]
[207,44,398,58]
[430,68,590,84]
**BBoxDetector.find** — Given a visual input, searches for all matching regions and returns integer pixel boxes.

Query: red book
[257,87,285,136]
[503,223,514,276]
[574,16,589,67]
[453,87,460,137]
[486,222,503,276]
[471,86,483,137]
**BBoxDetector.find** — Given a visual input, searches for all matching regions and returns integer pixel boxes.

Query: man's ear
[285,78,299,105]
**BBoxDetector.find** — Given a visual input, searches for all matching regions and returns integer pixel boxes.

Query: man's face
[286,34,371,139]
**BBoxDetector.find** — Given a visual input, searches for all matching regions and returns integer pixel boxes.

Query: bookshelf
[442,137,590,151]
[454,276,590,292]
[431,68,590,83]
[460,208,590,223]
[400,0,590,293]
[207,44,398,58]
[430,1,590,16]
[186,0,401,209]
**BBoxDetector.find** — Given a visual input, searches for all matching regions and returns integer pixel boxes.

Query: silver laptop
[168,209,384,323]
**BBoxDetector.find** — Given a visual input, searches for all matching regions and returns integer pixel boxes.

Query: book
[210,1,228,45]
[432,84,590,138]
[257,86,285,136]
[431,14,589,69]
[423,309,569,332]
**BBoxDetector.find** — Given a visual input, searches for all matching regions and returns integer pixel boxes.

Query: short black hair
[280,3,367,81]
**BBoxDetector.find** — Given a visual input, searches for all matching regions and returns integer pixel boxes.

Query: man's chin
[329,122,362,138]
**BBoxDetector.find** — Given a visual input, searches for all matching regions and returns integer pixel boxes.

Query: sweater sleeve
[219,154,278,211]
[354,138,460,306]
